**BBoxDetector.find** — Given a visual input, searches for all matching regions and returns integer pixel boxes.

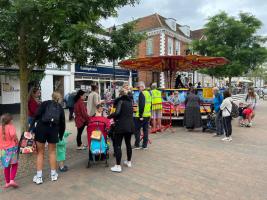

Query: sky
[100,0,267,35]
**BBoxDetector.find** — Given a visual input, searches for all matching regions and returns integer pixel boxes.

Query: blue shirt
[213,93,223,113]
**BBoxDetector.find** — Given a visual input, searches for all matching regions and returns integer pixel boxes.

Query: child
[56,131,72,172]
[0,113,19,188]
[238,102,245,126]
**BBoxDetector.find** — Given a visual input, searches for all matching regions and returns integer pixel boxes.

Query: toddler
[56,131,71,172]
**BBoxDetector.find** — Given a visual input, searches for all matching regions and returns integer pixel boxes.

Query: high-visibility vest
[151,89,162,110]
[136,90,152,117]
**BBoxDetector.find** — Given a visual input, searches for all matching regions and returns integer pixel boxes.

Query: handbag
[18,131,37,154]
[91,130,102,141]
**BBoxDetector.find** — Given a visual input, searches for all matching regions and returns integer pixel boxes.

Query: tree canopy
[0,0,140,130]
[193,12,267,79]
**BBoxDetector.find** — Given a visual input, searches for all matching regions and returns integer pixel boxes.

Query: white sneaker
[51,173,58,181]
[123,161,132,168]
[33,175,43,185]
[228,137,233,141]
[110,165,122,173]
[222,137,229,141]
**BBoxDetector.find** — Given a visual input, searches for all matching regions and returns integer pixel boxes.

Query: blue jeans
[134,117,150,148]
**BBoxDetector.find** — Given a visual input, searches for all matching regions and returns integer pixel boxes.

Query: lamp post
[112,25,116,99]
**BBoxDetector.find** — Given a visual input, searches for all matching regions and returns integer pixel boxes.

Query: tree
[193,12,267,85]
[0,0,139,131]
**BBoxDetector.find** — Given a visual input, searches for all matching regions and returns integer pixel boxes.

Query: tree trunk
[228,76,232,92]
[19,67,29,132]
[18,24,29,132]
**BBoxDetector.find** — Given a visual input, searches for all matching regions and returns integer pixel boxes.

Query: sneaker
[59,166,68,172]
[76,146,87,150]
[132,146,141,150]
[110,165,122,173]
[4,183,10,189]
[123,161,132,168]
[51,173,58,181]
[33,175,43,185]
[142,147,149,150]
[9,180,18,188]
[222,137,229,141]
[228,137,233,141]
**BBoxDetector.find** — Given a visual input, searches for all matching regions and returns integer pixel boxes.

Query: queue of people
[0,82,259,188]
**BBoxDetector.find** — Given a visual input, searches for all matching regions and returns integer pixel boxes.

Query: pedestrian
[151,83,163,133]
[0,113,19,188]
[31,92,65,184]
[64,91,76,121]
[28,88,41,127]
[108,89,134,172]
[212,87,224,136]
[87,85,101,117]
[184,87,202,130]
[56,131,71,172]
[197,82,202,89]
[175,75,185,88]
[220,90,233,142]
[74,90,89,150]
[244,87,258,127]
[133,81,152,150]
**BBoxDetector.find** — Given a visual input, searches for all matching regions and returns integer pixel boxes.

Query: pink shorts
[152,109,162,119]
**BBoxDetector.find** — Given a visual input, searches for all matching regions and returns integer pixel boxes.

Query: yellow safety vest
[151,89,162,110]
[136,90,152,118]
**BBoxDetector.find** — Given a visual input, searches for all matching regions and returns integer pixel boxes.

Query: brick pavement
[1,101,267,200]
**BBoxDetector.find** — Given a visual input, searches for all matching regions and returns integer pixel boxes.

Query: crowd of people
[0,81,259,188]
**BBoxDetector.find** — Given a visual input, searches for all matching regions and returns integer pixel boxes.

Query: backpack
[42,101,61,124]
[226,101,239,118]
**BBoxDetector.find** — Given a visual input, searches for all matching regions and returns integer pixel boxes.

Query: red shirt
[74,99,89,128]
[28,97,40,117]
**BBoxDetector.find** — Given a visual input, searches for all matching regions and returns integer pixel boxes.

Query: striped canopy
[118,55,229,72]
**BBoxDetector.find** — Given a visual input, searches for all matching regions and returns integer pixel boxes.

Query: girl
[220,90,233,141]
[0,113,19,188]
[74,90,89,150]
[244,87,258,127]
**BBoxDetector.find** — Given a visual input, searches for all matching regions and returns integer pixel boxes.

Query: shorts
[152,109,162,119]
[35,122,59,144]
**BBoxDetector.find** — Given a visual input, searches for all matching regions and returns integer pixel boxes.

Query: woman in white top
[244,87,258,127]
[220,90,233,141]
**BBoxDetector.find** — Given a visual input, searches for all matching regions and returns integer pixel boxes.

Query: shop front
[75,64,137,99]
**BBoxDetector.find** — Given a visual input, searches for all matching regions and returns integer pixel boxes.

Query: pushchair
[202,105,216,133]
[87,119,110,168]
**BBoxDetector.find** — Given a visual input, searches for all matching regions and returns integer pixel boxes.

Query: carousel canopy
[118,55,229,72]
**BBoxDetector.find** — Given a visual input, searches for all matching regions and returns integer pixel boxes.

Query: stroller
[87,120,110,168]
[202,105,216,133]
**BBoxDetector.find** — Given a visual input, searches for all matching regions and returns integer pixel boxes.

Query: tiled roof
[190,29,205,40]
[134,13,190,38]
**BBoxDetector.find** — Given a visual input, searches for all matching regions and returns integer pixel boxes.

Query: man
[213,87,224,136]
[151,83,163,133]
[87,85,101,117]
[133,81,152,150]
[64,90,76,121]
[175,75,185,89]
[197,82,202,89]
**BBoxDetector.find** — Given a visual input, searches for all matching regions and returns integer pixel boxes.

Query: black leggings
[77,124,86,147]
[223,116,232,137]
[113,132,132,165]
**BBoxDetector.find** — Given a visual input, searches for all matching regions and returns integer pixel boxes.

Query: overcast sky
[100,0,267,35]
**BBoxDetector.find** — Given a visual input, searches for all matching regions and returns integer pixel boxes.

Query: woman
[28,88,41,126]
[31,92,65,185]
[184,87,202,130]
[74,90,89,150]
[220,90,233,141]
[244,87,257,127]
[108,89,134,173]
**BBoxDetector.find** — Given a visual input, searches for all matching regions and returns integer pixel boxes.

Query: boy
[56,131,72,172]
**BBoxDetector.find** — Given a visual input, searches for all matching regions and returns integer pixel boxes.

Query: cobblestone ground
[1,100,267,200]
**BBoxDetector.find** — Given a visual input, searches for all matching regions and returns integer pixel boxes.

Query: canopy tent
[119,55,229,87]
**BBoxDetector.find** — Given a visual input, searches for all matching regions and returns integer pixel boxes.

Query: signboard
[75,64,137,78]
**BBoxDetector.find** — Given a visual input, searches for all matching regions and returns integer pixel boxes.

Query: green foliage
[193,12,267,78]
[0,0,140,68]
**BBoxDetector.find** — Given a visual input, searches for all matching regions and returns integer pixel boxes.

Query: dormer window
[165,18,176,31]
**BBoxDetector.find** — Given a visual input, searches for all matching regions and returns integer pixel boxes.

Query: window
[175,40,180,55]
[146,38,153,56]
[167,37,174,55]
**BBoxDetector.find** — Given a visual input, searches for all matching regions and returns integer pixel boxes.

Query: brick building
[133,13,204,88]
